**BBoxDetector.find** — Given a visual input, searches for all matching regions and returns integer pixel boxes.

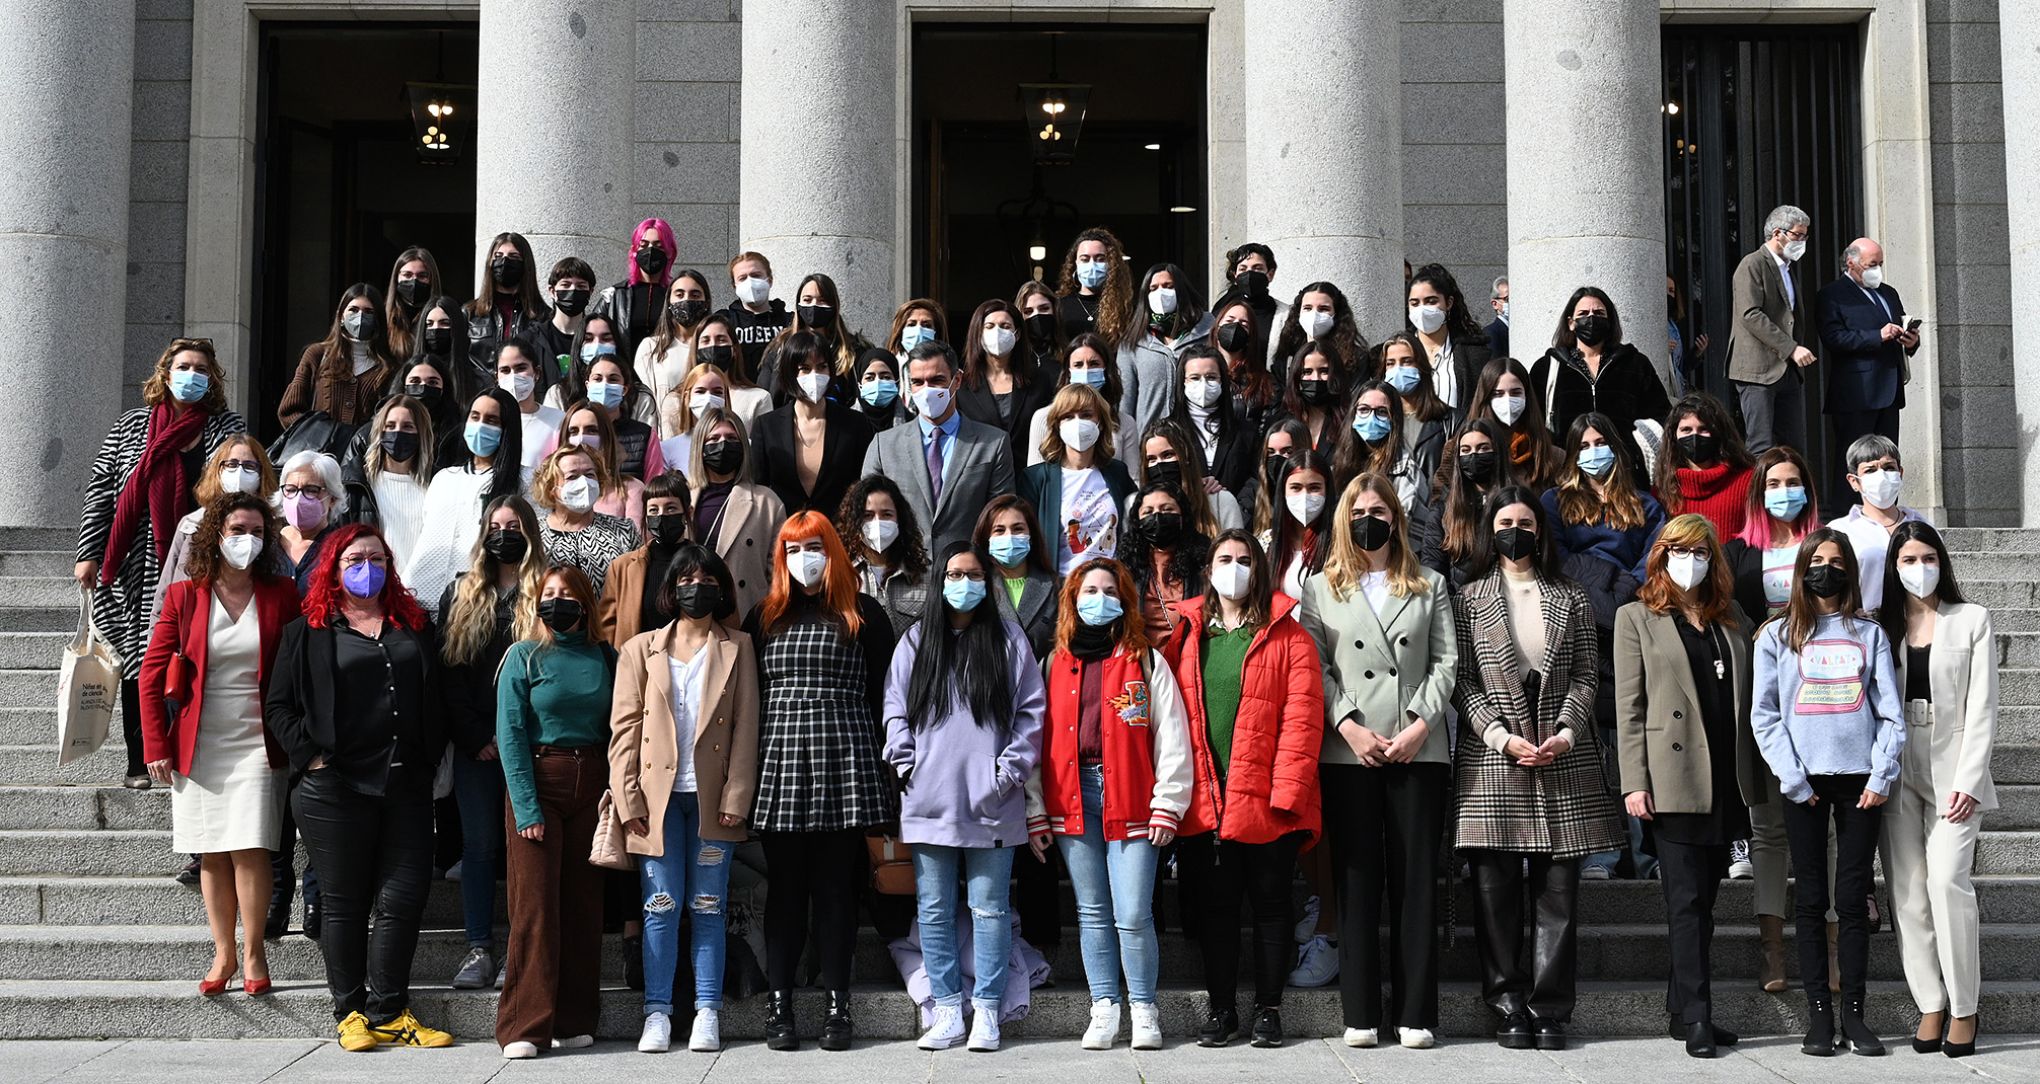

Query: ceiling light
[1144,143,1161,151]
[1169,206,1196,214]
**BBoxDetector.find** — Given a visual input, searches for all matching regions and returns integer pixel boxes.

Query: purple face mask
[283,493,326,532]
[341,561,387,599]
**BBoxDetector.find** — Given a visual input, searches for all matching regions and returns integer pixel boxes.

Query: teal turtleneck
[495,628,616,830]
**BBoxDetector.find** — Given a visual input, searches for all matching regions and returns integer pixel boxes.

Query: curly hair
[301,523,429,631]
[186,492,283,585]
[1055,227,1134,345]
[836,474,930,581]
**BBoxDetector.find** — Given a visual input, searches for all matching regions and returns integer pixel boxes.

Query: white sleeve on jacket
[1143,648,1193,834]
[1952,608,1999,807]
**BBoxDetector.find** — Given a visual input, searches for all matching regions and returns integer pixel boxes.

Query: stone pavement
[8,1036,2040,1084]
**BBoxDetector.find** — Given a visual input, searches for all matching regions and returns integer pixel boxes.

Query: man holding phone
[1817,236,1919,506]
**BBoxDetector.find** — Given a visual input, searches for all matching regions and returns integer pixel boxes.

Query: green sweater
[1200,623,1254,782]
[496,632,616,831]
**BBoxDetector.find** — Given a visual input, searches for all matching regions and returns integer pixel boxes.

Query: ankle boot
[820,989,853,1051]
[1825,922,1840,994]
[1757,915,1787,993]
[1839,997,1885,1056]
[1801,994,1836,1057]
[765,990,798,1051]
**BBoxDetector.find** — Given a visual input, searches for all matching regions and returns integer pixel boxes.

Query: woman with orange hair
[740,511,897,1053]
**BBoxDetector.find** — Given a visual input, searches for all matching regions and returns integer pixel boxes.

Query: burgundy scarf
[99,402,208,585]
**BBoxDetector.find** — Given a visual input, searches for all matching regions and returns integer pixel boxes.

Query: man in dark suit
[1726,205,1818,454]
[861,340,1016,555]
[1817,236,1918,503]
[1484,275,1510,359]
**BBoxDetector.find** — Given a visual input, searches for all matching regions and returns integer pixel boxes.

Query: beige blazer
[1726,246,1801,384]
[1297,567,1458,765]
[1613,601,1766,814]
[1895,600,1998,812]
[704,481,788,619]
[608,620,762,849]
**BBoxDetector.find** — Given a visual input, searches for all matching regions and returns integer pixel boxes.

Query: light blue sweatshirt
[1751,612,1905,801]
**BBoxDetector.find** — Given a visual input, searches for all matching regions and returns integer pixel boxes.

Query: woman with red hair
[740,511,897,1052]
[595,217,677,363]
[264,523,454,1053]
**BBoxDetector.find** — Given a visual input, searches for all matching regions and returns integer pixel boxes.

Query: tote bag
[56,589,120,766]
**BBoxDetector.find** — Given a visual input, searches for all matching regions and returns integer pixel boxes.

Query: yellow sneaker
[336,1011,381,1052]
[370,1008,455,1048]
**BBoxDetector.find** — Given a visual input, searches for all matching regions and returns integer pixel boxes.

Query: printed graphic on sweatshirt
[1111,681,1151,727]
[1058,468,1121,574]
[1796,638,1867,714]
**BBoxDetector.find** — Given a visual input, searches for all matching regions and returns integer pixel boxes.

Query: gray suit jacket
[1297,567,1458,766]
[861,413,1017,554]
[1612,601,1765,815]
[1726,246,1802,385]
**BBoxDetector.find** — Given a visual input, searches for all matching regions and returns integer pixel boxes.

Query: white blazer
[1894,600,1998,812]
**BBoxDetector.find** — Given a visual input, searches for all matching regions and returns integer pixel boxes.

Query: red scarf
[100,403,207,584]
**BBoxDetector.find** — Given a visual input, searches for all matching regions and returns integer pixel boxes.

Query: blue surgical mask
[1074,366,1107,388]
[1077,261,1108,289]
[899,325,935,351]
[464,420,503,457]
[1352,413,1393,443]
[943,577,986,612]
[579,341,618,363]
[1076,592,1124,627]
[1577,445,1617,478]
[168,369,210,403]
[860,379,900,407]
[586,381,625,410]
[1384,365,1421,395]
[988,534,1031,566]
[1764,485,1808,521]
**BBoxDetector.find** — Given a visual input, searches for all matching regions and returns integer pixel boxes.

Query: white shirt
[1057,467,1119,574]
[372,470,429,567]
[1774,249,1797,310]
[403,466,502,615]
[1831,504,1924,613]
[667,644,708,793]
[518,404,566,470]
[1430,336,1459,408]
[1360,569,1391,615]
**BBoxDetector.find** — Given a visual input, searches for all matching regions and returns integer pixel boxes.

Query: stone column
[475,0,635,276]
[1504,0,1668,383]
[2005,2,2040,525]
[0,0,135,527]
[1244,0,1403,337]
[739,0,897,335]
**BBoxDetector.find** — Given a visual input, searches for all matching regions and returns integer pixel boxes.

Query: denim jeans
[911,844,1016,1007]
[1055,764,1161,1004]
[639,791,731,1014]
[451,754,505,948]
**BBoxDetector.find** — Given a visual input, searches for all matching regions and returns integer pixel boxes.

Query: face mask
[1667,553,1710,590]
[1781,237,1808,262]
[567,432,603,451]
[580,341,619,365]
[464,420,503,457]
[787,549,827,588]
[1384,364,1421,394]
[483,529,528,564]
[797,372,831,404]
[283,494,326,533]
[1350,514,1393,552]
[1458,450,1496,482]
[421,327,452,356]
[982,327,1018,357]
[1898,562,1939,599]
[536,598,584,633]
[735,275,771,304]
[1147,288,1178,316]
[702,439,742,476]
[1353,412,1393,444]
[1185,375,1222,407]
[342,310,380,341]
[168,370,210,404]
[556,475,600,513]
[1857,469,1903,510]
[342,561,387,598]
[218,465,260,495]
[1147,461,1183,490]
[490,256,524,288]
[675,582,722,619]
[943,576,987,612]
[553,288,590,317]
[404,382,444,413]
[1860,265,1884,290]
[498,370,536,402]
[1500,301,1510,322]
[1571,313,1610,347]
[913,385,953,419]
[1298,310,1334,340]
[861,518,899,553]
[1490,393,1526,426]
[1059,417,1101,453]
[1216,323,1251,355]
[690,345,731,372]
[1211,561,1252,601]
[1757,487,1805,523]
[1286,491,1325,524]
[1076,592,1124,627]
[1073,365,1107,389]
[395,279,430,310]
[635,246,669,279]
[1412,304,1448,334]
[1676,432,1720,464]
[1076,261,1108,289]
[797,303,833,329]
[219,534,264,571]
[1803,563,1850,599]
[689,391,727,418]
[989,534,1031,566]
[900,324,935,351]
[1024,312,1058,343]
[1138,512,1184,546]
[860,379,900,407]
[1297,378,1332,406]
[1262,454,1290,487]
[1494,526,1538,562]
[1577,445,1617,478]
[1236,268,1270,300]
[380,430,419,462]
[645,514,687,547]
[667,299,707,327]
[586,380,626,410]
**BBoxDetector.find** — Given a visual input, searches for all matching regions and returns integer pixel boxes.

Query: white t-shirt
[667,643,708,793]
[518,403,565,470]
[1430,337,1459,409]
[372,470,429,568]
[1360,569,1391,615]
[1056,467,1120,573]
[1761,545,1797,620]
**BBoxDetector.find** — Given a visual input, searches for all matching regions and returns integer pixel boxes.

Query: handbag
[56,588,120,766]
[163,650,195,718]
[866,832,915,895]
[589,789,634,871]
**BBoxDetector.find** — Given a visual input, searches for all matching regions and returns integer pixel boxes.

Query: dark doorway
[252,22,478,438]
[912,24,1207,332]
[1662,24,1863,510]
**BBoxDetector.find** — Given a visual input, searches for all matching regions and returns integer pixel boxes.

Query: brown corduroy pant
[495,750,606,1048]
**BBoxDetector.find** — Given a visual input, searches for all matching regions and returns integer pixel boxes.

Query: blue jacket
[1540,487,1666,584]
[1750,612,1905,802]
[1816,276,1915,413]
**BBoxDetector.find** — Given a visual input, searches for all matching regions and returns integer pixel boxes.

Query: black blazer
[1722,539,1788,628]
[263,615,447,785]
[956,374,1057,471]
[1484,317,1510,360]
[749,401,876,519]
[1816,276,1913,413]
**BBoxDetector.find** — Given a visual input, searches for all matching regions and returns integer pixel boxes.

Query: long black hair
[905,540,1016,737]
[1878,521,1966,658]
[470,387,526,502]
[1469,483,1560,581]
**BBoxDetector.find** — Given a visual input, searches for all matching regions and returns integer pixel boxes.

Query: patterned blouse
[539,513,641,595]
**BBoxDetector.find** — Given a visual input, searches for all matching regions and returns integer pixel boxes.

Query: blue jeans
[912,844,1016,1007]
[451,754,505,948]
[1055,764,1160,1004]
[640,791,731,1014]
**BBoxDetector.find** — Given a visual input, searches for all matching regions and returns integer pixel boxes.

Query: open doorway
[912,24,1207,331]
[251,22,478,437]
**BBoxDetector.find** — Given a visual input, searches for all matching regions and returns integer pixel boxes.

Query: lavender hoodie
[882,619,1045,849]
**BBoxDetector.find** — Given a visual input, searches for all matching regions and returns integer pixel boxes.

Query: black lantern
[406,82,471,164]
[1018,35,1088,166]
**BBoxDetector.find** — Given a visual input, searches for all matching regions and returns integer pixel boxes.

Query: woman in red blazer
[1164,527,1324,1048]
[139,492,300,997]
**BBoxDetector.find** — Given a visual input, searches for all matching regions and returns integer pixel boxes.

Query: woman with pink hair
[595,218,677,362]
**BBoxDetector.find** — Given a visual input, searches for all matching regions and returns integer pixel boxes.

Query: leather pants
[1466,849,1581,1021]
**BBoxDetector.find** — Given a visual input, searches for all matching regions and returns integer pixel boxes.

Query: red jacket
[1164,594,1324,847]
[138,576,300,773]
[1026,645,1194,843]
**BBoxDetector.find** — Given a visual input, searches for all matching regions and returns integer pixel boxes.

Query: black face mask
[645,513,687,547]
[1024,311,1058,344]
[696,344,735,372]
[490,256,524,289]
[1262,454,1291,487]
[675,582,722,620]
[553,288,591,317]
[420,327,452,356]
[1147,461,1183,490]
[1236,268,1270,301]
[395,279,430,310]
[344,310,382,341]
[483,529,528,565]
[1677,432,1721,465]
[379,430,419,462]
[797,303,834,330]
[1217,323,1252,355]
[1138,512,1184,547]
[1349,514,1392,552]
[537,598,584,633]
[1803,563,1851,600]
[635,246,669,279]
[402,382,443,412]
[1298,378,1332,406]
[1572,313,1611,347]
[703,439,743,476]
[1494,526,1539,562]
[668,299,708,327]
[1459,450,1497,482]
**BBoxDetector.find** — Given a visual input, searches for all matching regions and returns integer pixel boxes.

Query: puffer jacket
[1164,594,1324,847]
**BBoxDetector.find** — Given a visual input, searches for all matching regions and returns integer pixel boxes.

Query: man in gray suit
[1727,204,1820,454]
[861,340,1016,555]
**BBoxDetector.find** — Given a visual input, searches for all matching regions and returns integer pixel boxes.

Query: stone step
[1941,528,2040,551]
[0,709,63,746]
[0,744,134,786]
[1959,580,2040,610]
[0,632,70,670]
[1976,830,2040,874]
[0,530,74,552]
[0,669,59,709]
[1994,742,2040,784]
[0,552,74,578]
[0,577,81,612]
[0,606,88,633]
[0,785,165,830]
[0,829,171,876]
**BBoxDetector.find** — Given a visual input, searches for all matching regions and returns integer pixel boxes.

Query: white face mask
[1782,237,1808,262]
[1285,491,1325,524]
[1059,417,1101,453]
[1184,375,1222,408]
[219,534,264,571]
[1490,392,1526,426]
[1413,304,1447,334]
[1667,552,1710,591]
[796,372,831,404]
[1898,562,1939,599]
[982,327,1017,357]
[219,466,260,495]
[861,518,899,554]
[557,475,600,513]
[788,549,827,588]
[1298,310,1334,340]
[689,390,726,418]
[1860,265,1884,290]
[568,432,602,450]
[912,385,952,420]
[1857,469,1903,510]
[498,370,536,402]
[1211,562,1252,601]
[735,275,771,304]
[1147,288,1178,316]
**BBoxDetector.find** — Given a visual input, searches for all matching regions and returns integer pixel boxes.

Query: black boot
[1668,1018,1738,1046]
[765,990,798,1051]
[1801,994,1836,1057]
[1683,1020,1716,1059]
[820,989,853,1051]
[1839,997,1885,1056]
[1496,1009,1534,1049]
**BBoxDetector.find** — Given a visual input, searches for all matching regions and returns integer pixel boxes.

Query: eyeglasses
[279,484,328,499]
[220,460,260,473]
[942,570,988,583]
[1664,545,1708,559]
[340,554,388,568]
[1352,407,1391,421]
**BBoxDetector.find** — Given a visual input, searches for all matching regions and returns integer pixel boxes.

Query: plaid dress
[749,611,899,832]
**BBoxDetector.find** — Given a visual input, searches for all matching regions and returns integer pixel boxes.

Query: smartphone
[1905,318,1922,334]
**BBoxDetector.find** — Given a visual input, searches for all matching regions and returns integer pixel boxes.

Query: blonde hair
[192,435,276,508]
[1321,472,1429,601]
[664,363,732,440]
[1038,383,1116,464]
[363,396,436,480]
[440,495,546,666]
[532,444,600,512]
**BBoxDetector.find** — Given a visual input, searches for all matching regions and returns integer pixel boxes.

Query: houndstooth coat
[1449,566,1624,860]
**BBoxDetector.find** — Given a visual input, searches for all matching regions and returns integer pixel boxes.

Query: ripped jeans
[639,791,731,1014]
[911,844,1017,1007]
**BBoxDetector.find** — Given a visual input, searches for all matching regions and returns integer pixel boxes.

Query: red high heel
[244,976,272,997]
[199,967,235,997]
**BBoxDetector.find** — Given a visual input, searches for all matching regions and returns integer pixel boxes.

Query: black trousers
[1176,830,1304,1010]
[120,678,144,777]
[1656,837,1728,1024]
[760,829,864,991]
[291,769,434,1023]
[1466,849,1581,1021]
[1323,762,1447,1029]
[1014,839,1064,948]
[1781,773,1881,998]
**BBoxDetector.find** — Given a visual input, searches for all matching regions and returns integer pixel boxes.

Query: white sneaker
[637,1012,671,1053]
[1398,1026,1435,1049]
[444,860,463,882]
[1728,839,1754,880]
[919,1003,967,1050]
[1288,934,1339,988]
[967,999,1001,1052]
[1293,894,1321,943]
[688,1008,721,1052]
[1129,1001,1163,1050]
[1344,1027,1378,1047]
[1082,999,1120,1049]
[551,1034,593,1049]
[501,1041,539,1059]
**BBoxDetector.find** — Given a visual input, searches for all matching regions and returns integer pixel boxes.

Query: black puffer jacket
[1530,343,1671,473]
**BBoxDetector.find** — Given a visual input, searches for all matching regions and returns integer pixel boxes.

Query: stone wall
[633,0,744,277]
[127,0,196,396]
[1402,0,1508,323]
